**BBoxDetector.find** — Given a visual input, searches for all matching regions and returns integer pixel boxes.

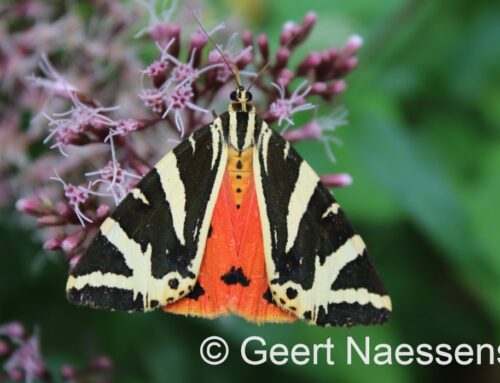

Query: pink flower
[0,322,26,342]
[86,160,141,205]
[140,87,166,114]
[0,322,112,382]
[43,96,118,156]
[143,59,169,78]
[8,6,361,268]
[50,173,92,226]
[157,39,223,84]
[269,80,315,127]
[3,334,47,383]
[112,119,140,137]
[163,82,209,136]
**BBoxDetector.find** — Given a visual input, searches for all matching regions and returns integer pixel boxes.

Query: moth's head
[228,85,253,112]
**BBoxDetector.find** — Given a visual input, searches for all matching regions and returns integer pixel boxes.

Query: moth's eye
[246,92,253,101]
[230,91,237,101]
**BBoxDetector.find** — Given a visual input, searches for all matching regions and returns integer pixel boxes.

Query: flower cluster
[3,1,362,268]
[0,322,112,382]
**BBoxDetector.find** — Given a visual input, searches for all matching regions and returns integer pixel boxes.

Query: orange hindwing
[164,147,296,324]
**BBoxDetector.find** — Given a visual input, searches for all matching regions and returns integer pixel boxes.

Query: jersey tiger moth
[66,81,392,326]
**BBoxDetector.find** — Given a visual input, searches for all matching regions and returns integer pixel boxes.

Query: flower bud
[57,202,73,219]
[38,215,66,226]
[343,57,358,72]
[151,24,180,55]
[61,230,86,253]
[68,254,82,270]
[283,121,322,142]
[43,237,63,251]
[302,12,318,30]
[60,364,78,380]
[0,339,10,356]
[0,322,25,339]
[275,47,290,70]
[321,173,353,188]
[88,356,112,371]
[310,82,327,95]
[96,204,111,219]
[242,30,253,47]
[280,21,300,46]
[257,34,269,62]
[237,49,253,69]
[327,80,347,95]
[276,69,294,87]
[297,52,321,75]
[8,368,24,381]
[343,34,363,56]
[15,198,49,216]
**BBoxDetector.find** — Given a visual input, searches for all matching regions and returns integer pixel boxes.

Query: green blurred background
[2,0,500,381]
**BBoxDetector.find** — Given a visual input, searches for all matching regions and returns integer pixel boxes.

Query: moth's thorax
[227,110,257,152]
[226,146,253,209]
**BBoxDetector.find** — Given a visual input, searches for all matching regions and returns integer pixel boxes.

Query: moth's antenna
[187,4,241,88]
[234,66,242,88]
[247,27,304,92]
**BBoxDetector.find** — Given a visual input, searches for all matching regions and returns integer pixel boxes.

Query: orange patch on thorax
[226,146,253,209]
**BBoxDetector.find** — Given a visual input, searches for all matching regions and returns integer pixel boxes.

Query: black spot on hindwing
[263,288,276,305]
[186,282,205,300]
[286,287,298,299]
[221,266,250,286]
[168,278,179,289]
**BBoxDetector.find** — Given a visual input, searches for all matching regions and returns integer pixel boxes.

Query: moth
[66,77,392,326]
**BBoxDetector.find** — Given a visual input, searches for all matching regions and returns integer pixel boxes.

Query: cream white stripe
[189,135,196,153]
[155,152,186,245]
[228,111,238,150]
[283,141,290,159]
[210,118,221,169]
[131,188,149,205]
[309,235,365,299]
[253,137,276,280]
[285,161,319,253]
[322,203,340,218]
[329,289,392,311]
[99,217,152,300]
[190,139,228,273]
[260,124,272,174]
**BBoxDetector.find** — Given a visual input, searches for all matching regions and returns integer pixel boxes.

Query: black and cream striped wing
[66,118,228,311]
[253,123,392,326]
